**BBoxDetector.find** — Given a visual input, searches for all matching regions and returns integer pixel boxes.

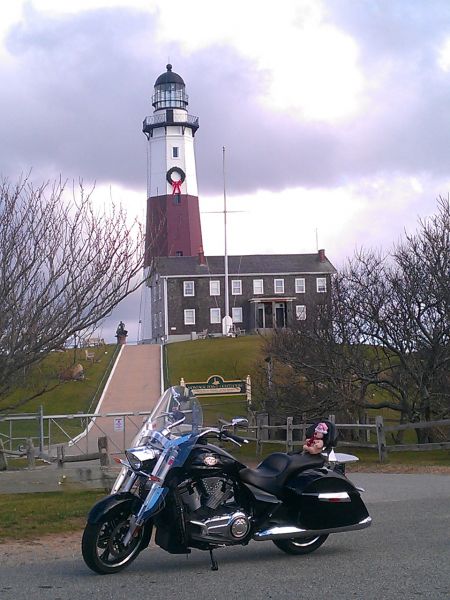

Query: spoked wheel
[273,534,328,555]
[82,509,146,574]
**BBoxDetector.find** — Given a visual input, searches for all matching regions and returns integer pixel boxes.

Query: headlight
[125,451,142,470]
[125,447,160,472]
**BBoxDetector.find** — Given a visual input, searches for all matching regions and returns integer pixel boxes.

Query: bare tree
[0,176,150,411]
[264,198,450,437]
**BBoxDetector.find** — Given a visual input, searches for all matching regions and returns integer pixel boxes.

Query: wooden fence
[0,436,110,471]
[246,415,450,462]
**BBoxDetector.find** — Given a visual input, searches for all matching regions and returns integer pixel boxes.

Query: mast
[223,146,230,322]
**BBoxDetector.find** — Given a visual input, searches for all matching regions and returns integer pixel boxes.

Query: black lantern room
[152,64,188,111]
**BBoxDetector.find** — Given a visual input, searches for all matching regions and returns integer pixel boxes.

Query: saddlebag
[286,469,369,530]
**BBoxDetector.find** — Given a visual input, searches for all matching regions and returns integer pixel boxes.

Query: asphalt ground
[0,473,449,599]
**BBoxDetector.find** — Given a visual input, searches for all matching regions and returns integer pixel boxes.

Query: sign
[185,375,246,396]
[113,417,125,432]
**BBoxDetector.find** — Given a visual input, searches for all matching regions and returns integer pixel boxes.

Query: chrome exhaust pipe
[252,516,372,541]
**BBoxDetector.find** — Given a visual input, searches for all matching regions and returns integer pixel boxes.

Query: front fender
[86,492,153,550]
[87,492,143,525]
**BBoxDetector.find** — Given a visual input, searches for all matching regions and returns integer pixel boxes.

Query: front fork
[122,446,179,546]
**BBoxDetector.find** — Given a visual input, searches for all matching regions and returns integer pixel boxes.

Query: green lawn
[0,490,105,541]
[164,335,264,386]
[0,345,120,448]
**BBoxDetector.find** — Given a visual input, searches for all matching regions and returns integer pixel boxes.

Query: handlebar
[223,432,249,445]
[198,428,249,446]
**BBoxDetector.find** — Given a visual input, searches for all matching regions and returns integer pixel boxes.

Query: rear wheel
[82,508,147,574]
[273,534,328,555]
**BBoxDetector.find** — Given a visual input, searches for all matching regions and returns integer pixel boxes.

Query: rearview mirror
[231,417,248,428]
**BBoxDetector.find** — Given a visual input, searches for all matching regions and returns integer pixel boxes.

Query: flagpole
[223,146,230,323]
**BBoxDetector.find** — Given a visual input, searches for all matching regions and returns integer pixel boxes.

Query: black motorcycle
[82,386,371,574]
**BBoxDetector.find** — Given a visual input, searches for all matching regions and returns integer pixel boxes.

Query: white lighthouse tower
[143,64,203,260]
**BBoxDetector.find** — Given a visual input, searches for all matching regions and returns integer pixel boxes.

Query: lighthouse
[143,64,203,261]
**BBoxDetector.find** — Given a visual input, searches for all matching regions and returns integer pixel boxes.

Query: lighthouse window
[172,147,179,158]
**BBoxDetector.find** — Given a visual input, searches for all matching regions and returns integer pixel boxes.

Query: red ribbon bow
[171,180,182,195]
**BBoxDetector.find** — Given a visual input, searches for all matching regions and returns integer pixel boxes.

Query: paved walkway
[69,344,162,456]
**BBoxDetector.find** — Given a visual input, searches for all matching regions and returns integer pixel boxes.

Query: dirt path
[0,532,82,566]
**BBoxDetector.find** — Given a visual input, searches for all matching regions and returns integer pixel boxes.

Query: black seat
[239,452,325,496]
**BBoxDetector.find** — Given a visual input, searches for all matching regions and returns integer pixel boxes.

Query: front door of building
[275,302,287,328]
[257,303,273,328]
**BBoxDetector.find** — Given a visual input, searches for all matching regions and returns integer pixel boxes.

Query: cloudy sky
[1,0,449,341]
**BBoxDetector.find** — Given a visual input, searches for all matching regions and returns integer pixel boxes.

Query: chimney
[318,248,326,263]
[198,245,207,266]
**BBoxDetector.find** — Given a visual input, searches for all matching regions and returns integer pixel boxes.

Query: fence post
[0,439,8,471]
[256,413,268,455]
[98,436,110,467]
[57,444,65,468]
[38,405,44,454]
[26,438,35,470]
[376,415,387,462]
[364,412,370,443]
[286,417,293,453]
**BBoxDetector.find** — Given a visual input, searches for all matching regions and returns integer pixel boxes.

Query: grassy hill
[165,335,265,427]
[0,345,119,447]
[164,334,264,385]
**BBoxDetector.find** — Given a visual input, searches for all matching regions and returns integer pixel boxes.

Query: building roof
[154,253,336,277]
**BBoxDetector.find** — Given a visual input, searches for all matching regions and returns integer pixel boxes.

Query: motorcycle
[82,386,371,574]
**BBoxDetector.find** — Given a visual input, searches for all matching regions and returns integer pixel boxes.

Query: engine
[177,477,251,544]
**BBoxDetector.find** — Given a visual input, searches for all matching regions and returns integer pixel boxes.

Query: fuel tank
[185,443,246,475]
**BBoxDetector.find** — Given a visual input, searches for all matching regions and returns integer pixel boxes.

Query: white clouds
[0,2,448,282]
[200,174,440,267]
[438,37,450,72]
[154,0,365,121]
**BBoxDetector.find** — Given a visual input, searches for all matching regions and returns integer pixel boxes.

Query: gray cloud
[2,3,450,198]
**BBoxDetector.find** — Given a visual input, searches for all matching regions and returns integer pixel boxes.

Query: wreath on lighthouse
[166,167,186,195]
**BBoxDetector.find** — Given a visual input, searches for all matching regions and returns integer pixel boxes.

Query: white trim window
[210,308,221,324]
[295,278,306,293]
[253,279,264,294]
[183,281,195,297]
[159,312,163,327]
[184,309,195,325]
[210,280,220,296]
[274,278,285,294]
[232,306,243,323]
[316,277,327,293]
[172,146,179,158]
[296,305,307,321]
[231,280,242,295]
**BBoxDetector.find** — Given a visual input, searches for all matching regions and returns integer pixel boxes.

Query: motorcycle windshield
[131,386,203,448]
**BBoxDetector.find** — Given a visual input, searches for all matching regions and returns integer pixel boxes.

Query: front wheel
[82,508,148,574]
[273,534,328,555]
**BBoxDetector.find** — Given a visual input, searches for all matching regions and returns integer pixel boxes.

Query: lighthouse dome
[152,64,188,110]
[155,64,185,86]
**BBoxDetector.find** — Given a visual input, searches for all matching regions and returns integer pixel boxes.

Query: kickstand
[209,547,218,571]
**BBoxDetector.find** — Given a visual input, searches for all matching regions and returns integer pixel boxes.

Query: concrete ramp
[76,344,162,455]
